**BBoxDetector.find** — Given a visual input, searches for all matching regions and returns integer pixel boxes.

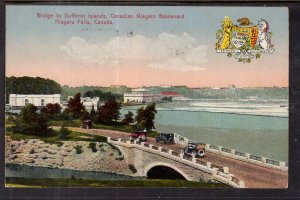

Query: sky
[6,6,289,88]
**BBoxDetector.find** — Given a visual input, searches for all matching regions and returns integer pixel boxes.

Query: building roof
[9,94,61,97]
[131,88,150,93]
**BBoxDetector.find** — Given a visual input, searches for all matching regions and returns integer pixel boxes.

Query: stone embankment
[5,136,133,176]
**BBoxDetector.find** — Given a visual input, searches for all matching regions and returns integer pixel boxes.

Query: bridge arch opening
[144,162,191,180]
[147,165,186,180]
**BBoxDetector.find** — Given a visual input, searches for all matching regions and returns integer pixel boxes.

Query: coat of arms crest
[216,16,274,63]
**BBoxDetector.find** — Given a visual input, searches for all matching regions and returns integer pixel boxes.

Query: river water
[122,100,288,163]
[5,163,140,180]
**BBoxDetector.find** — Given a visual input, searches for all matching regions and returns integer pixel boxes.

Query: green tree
[84,90,122,101]
[95,97,122,125]
[40,103,62,119]
[122,111,134,125]
[12,104,50,136]
[135,103,157,131]
[65,93,85,118]
[81,110,90,121]
[20,103,39,125]
[83,91,95,98]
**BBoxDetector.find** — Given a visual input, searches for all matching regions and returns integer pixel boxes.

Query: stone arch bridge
[108,137,244,188]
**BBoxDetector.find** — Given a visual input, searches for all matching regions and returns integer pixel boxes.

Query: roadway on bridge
[68,127,288,188]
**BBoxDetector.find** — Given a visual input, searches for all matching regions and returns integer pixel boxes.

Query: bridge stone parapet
[205,144,287,171]
[108,137,244,188]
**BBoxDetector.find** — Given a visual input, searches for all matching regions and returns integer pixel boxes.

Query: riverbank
[5,135,230,188]
[5,136,135,177]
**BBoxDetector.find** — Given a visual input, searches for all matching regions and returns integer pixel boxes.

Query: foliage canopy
[6,76,61,103]
[12,104,51,136]
[135,103,157,131]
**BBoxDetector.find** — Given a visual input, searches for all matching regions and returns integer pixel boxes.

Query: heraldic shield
[216,16,274,63]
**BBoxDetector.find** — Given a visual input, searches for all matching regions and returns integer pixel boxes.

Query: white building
[81,97,99,112]
[123,88,162,103]
[8,94,61,113]
[67,96,99,112]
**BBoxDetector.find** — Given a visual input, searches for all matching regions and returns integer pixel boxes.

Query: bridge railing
[205,144,287,171]
[250,155,262,162]
[266,158,280,166]
[231,176,240,184]
[235,151,246,157]
[196,159,206,166]
[173,133,189,145]
[152,145,158,150]
[107,137,244,188]
[183,154,193,161]
[161,148,168,153]
[120,139,127,143]
[211,164,224,172]
[171,151,180,157]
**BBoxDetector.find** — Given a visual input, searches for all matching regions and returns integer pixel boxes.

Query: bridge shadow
[146,165,186,180]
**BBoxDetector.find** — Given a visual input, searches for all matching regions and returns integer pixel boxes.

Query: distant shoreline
[122,107,288,118]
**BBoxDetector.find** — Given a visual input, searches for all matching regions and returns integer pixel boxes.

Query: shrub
[74,145,83,154]
[40,103,62,120]
[60,111,74,120]
[5,126,12,132]
[107,143,122,156]
[56,141,64,147]
[11,105,51,137]
[88,142,97,152]
[58,126,70,139]
[93,136,107,143]
[128,164,137,173]
[122,111,134,125]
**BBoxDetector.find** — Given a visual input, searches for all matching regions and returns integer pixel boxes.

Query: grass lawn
[48,119,82,127]
[5,117,160,144]
[48,119,157,135]
[5,177,229,188]
[92,123,134,133]
[5,129,107,144]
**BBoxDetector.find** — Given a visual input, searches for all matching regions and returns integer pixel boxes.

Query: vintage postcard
[5,5,288,189]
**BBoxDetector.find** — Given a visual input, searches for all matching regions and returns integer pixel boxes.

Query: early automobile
[156,133,175,144]
[82,119,93,129]
[129,131,147,142]
[183,142,206,157]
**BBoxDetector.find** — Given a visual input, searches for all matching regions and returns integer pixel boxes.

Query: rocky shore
[5,136,134,176]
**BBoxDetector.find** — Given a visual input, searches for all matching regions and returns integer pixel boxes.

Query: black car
[184,142,205,157]
[156,133,175,144]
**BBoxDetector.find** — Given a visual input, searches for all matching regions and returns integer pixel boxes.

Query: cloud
[60,32,207,72]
